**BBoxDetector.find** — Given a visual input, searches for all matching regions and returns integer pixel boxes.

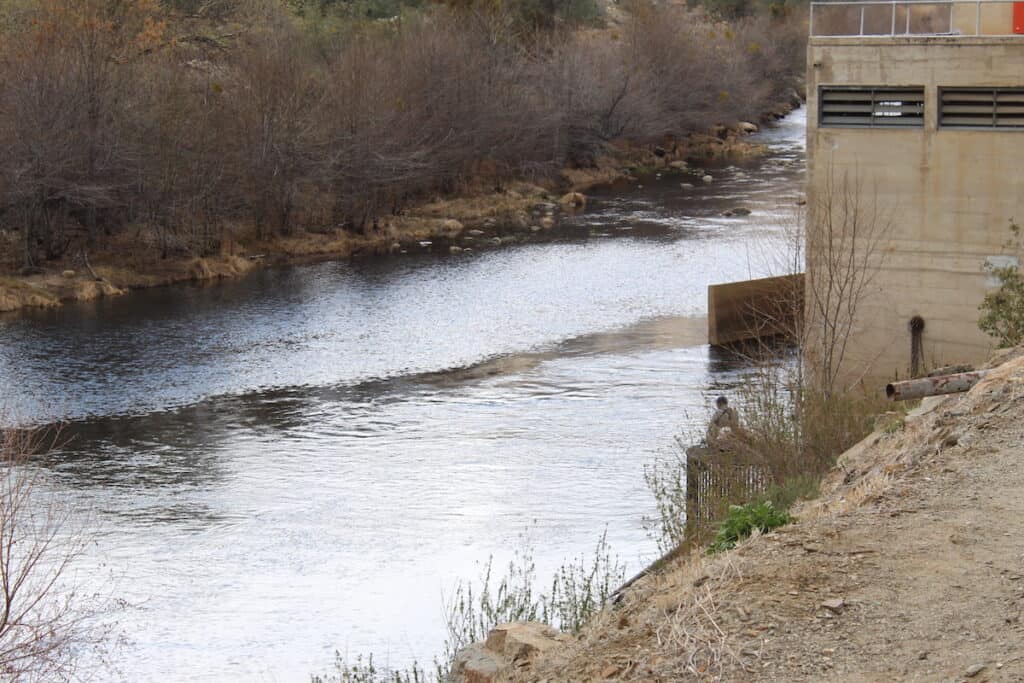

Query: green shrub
[978,220,1024,348]
[708,500,790,554]
[979,264,1024,348]
[761,474,819,511]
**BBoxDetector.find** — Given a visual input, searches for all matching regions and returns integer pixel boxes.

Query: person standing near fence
[706,395,740,449]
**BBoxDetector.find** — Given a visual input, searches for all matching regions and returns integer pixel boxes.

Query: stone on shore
[448,644,505,683]
[447,622,570,683]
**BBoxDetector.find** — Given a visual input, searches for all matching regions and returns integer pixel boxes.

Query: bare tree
[804,166,893,395]
[0,428,105,682]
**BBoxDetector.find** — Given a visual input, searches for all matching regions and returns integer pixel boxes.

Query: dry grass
[522,349,1024,682]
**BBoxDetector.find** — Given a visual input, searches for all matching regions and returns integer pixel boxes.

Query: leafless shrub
[0,0,165,267]
[804,168,894,395]
[0,427,108,681]
[0,0,806,265]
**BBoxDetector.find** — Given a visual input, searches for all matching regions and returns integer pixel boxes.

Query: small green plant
[438,548,542,668]
[979,265,1024,348]
[311,654,430,683]
[876,412,906,435]
[760,474,820,511]
[642,439,690,554]
[708,500,790,554]
[542,530,623,633]
[437,531,623,675]
[979,220,1024,348]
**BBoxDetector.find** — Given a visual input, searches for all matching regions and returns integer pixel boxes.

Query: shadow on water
[43,312,713,489]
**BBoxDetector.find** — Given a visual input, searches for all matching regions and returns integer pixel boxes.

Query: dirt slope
[520,350,1024,682]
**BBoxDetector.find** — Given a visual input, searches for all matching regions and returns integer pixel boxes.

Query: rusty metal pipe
[886,370,989,401]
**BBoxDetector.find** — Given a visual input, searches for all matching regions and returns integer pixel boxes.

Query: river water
[0,109,805,681]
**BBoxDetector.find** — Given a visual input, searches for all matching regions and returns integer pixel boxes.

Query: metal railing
[810,0,1024,37]
[684,447,770,540]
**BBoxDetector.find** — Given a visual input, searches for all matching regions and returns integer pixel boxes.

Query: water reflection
[0,109,806,681]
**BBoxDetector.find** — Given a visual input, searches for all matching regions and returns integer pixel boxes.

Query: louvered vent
[940,88,1024,129]
[820,87,925,128]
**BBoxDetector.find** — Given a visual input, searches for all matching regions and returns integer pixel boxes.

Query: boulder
[447,622,570,683]
[738,121,758,134]
[668,160,688,170]
[61,270,76,278]
[484,622,570,664]
[442,219,464,233]
[447,643,505,683]
[559,192,586,209]
[540,216,556,229]
[702,174,714,184]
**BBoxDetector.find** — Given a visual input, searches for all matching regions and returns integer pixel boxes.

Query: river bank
[0,104,799,315]
[451,346,1024,681]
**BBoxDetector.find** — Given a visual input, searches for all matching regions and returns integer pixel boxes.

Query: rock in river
[559,191,586,209]
[722,207,752,217]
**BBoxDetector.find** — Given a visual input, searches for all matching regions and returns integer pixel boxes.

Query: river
[0,109,805,681]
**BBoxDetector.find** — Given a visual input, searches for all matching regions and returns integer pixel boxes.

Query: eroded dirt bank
[512,349,1024,682]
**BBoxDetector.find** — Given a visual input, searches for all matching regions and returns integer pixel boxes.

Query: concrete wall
[807,36,1024,383]
[708,274,804,346]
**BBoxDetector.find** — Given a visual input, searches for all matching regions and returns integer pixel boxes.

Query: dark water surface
[0,110,805,681]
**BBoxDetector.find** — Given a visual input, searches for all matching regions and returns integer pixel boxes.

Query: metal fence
[685,447,770,540]
[810,0,1024,37]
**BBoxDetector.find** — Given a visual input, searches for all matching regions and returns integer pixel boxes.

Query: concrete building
[806,0,1024,383]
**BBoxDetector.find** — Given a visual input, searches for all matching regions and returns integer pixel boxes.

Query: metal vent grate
[940,88,1024,129]
[820,87,925,128]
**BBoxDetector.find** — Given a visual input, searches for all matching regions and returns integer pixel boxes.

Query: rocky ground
[460,348,1024,682]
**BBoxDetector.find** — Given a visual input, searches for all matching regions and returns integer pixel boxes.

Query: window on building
[939,88,1024,129]
[819,86,925,128]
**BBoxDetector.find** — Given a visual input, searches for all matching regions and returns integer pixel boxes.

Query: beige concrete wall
[807,37,1024,383]
[708,274,804,346]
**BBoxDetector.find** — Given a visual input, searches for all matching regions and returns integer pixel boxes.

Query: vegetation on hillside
[0,0,806,273]
[979,221,1024,348]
